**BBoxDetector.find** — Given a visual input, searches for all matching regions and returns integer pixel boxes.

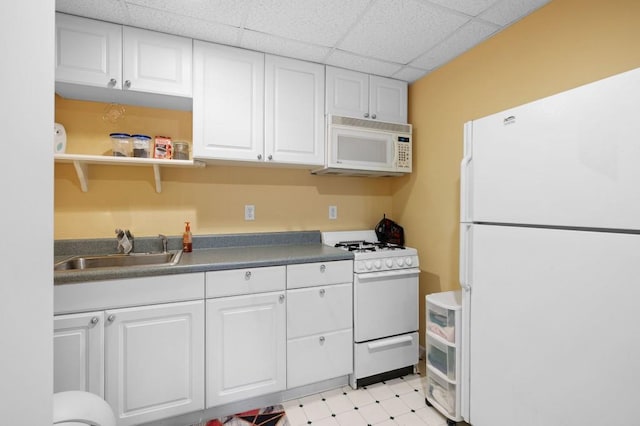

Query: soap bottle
[183,221,193,252]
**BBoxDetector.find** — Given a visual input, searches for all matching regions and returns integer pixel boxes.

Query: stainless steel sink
[54,250,183,271]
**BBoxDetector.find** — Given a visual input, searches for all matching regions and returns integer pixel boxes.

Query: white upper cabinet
[55,13,193,110]
[55,13,122,89]
[122,26,192,97]
[326,66,408,123]
[265,55,325,166]
[193,41,265,162]
[193,43,325,167]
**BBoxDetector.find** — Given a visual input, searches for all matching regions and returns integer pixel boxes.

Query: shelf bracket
[72,160,89,192]
[153,164,162,193]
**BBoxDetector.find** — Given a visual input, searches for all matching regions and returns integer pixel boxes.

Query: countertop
[54,231,353,285]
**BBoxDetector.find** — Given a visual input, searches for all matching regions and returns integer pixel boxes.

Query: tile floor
[282,371,451,426]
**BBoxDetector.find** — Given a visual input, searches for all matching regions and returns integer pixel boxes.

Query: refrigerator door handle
[460,121,473,223]
[459,223,472,291]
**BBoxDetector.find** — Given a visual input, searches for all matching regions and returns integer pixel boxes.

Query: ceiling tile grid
[55,0,551,83]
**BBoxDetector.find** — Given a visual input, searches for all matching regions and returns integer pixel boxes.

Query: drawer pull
[319,288,326,297]
[367,335,413,350]
[320,264,326,273]
[279,294,285,303]
[245,271,252,280]
[319,336,325,344]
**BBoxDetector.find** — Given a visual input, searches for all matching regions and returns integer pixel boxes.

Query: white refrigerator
[460,67,640,426]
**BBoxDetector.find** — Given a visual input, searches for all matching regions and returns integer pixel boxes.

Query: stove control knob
[385,258,393,268]
[405,257,413,266]
[397,257,405,267]
[364,261,373,270]
[374,260,382,270]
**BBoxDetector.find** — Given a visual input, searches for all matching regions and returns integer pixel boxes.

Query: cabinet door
[265,55,325,166]
[55,13,122,88]
[104,301,204,426]
[122,26,192,97]
[193,41,264,162]
[53,312,104,397]
[206,291,286,407]
[326,66,369,119]
[369,75,408,123]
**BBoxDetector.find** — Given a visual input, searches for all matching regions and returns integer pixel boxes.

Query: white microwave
[312,115,412,176]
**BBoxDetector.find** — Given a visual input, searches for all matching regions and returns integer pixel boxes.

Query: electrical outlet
[329,205,337,220]
[245,205,255,221]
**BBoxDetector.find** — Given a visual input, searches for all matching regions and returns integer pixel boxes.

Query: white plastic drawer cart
[425,290,462,425]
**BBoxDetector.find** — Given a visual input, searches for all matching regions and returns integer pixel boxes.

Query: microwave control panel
[397,136,412,171]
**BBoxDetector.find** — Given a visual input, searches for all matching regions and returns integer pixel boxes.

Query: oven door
[354,268,419,342]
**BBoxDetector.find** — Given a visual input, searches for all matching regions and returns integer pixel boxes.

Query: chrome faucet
[158,234,168,253]
[115,228,134,254]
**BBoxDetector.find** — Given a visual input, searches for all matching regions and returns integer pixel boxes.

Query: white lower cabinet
[105,300,205,426]
[53,273,205,426]
[286,261,353,388]
[205,267,287,407]
[54,311,105,397]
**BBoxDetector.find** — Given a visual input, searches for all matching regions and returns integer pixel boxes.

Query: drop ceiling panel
[55,0,552,82]
[127,5,240,46]
[240,30,331,63]
[411,20,500,70]
[325,50,403,78]
[244,0,371,47]
[338,0,470,64]
[125,0,252,27]
[427,0,501,17]
[480,0,552,26]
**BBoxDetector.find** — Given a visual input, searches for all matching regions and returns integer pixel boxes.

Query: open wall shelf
[54,153,206,193]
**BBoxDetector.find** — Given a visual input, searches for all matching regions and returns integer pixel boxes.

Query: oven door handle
[356,268,420,282]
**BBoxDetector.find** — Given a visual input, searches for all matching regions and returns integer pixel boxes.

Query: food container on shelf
[132,134,151,158]
[110,133,131,157]
[154,136,172,159]
[173,141,190,160]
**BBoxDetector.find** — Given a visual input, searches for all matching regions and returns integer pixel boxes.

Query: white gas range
[322,230,420,388]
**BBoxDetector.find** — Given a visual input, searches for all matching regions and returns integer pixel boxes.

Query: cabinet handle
[108,78,117,87]
[107,314,116,323]
[319,336,325,344]
[279,294,285,303]
[268,154,273,161]
[364,112,369,118]
[90,316,99,325]
[319,288,326,297]
[320,264,326,273]
[245,271,252,280]
[124,80,131,89]
[257,154,263,160]
[371,113,377,119]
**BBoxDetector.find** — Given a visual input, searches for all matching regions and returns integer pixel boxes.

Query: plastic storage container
[131,134,151,158]
[173,141,190,160]
[110,133,131,157]
[425,290,463,425]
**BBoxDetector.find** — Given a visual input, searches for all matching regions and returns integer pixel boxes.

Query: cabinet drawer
[287,329,353,388]
[287,260,352,289]
[206,266,285,298]
[426,366,456,417]
[426,294,459,343]
[426,335,456,380]
[287,283,352,339]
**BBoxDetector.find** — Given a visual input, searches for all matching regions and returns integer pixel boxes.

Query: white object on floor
[53,391,116,426]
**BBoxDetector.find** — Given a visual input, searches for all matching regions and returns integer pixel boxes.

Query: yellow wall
[398,0,640,339]
[54,97,394,239]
